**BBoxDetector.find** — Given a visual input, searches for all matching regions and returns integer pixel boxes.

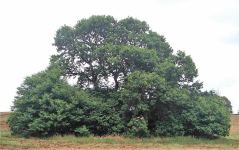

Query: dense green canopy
[8,16,231,138]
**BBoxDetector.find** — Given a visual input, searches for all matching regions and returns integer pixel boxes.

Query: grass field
[1,112,239,150]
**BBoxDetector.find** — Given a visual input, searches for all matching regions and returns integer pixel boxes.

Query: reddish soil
[230,114,239,135]
[0,112,10,131]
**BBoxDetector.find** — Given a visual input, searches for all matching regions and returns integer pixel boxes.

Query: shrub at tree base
[8,65,123,137]
[187,96,231,138]
[8,15,231,138]
[74,126,90,137]
[127,118,149,138]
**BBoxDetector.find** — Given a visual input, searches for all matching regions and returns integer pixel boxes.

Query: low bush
[127,117,149,138]
[74,126,90,137]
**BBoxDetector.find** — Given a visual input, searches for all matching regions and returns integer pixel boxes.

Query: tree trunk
[114,75,119,90]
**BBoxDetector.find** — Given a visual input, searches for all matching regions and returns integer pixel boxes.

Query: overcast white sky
[0,0,238,113]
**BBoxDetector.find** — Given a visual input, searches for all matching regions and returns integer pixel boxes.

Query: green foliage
[74,126,90,137]
[186,96,231,138]
[9,15,231,138]
[149,87,191,136]
[127,117,149,137]
[155,118,185,136]
[8,65,73,137]
[53,15,170,90]
[71,98,124,135]
[220,96,232,113]
[175,51,198,84]
[8,65,123,137]
[120,71,166,122]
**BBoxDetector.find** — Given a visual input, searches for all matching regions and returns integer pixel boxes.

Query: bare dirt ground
[0,112,10,131]
[230,114,239,135]
[1,112,239,150]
